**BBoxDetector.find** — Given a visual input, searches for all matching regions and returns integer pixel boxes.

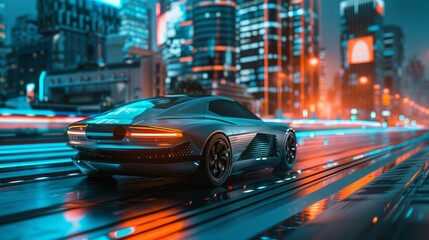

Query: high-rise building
[340,0,385,119]
[192,0,237,89]
[383,25,404,95]
[237,0,319,117]
[157,0,194,92]
[119,0,151,55]
[318,48,328,118]
[237,0,288,116]
[11,15,41,47]
[37,0,120,70]
[105,0,152,64]
[286,0,320,117]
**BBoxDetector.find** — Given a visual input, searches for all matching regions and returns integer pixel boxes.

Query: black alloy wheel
[208,138,229,179]
[285,134,297,165]
[275,132,297,172]
[196,134,232,186]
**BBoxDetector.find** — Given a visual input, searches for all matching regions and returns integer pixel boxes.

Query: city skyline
[3,0,429,84]
[0,0,428,121]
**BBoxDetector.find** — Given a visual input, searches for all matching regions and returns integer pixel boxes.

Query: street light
[358,76,368,84]
[309,57,319,66]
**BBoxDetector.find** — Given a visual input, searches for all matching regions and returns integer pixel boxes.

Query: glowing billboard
[347,36,374,65]
[156,12,167,46]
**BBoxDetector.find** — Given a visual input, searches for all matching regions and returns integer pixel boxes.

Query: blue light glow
[38,71,46,102]
[97,0,122,8]
[114,227,135,238]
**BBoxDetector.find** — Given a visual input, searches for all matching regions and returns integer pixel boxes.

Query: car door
[205,99,278,171]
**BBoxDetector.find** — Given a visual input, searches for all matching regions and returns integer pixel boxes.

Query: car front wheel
[275,131,297,172]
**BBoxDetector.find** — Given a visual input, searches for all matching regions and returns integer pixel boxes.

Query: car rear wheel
[275,131,297,172]
[196,134,232,186]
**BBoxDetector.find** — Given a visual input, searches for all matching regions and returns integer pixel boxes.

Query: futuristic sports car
[67,95,297,186]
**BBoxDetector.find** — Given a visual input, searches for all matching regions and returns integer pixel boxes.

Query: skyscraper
[287,0,320,117]
[192,0,237,88]
[340,0,384,119]
[237,0,288,116]
[157,0,193,92]
[157,0,252,105]
[237,0,319,117]
[383,25,404,95]
[119,0,151,54]
[37,0,120,70]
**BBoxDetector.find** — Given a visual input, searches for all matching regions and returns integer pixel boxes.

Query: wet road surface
[0,128,428,239]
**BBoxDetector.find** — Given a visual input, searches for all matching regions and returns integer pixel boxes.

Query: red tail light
[67,124,87,136]
[125,126,183,138]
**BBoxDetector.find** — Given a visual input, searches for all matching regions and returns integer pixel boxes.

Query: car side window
[208,100,260,120]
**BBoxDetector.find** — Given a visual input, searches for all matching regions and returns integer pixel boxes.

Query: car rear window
[124,96,195,109]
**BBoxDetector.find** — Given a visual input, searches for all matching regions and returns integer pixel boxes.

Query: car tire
[274,131,297,172]
[196,133,232,186]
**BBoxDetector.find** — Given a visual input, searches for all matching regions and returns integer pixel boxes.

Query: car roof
[150,95,236,117]
[160,95,233,100]
[147,95,235,105]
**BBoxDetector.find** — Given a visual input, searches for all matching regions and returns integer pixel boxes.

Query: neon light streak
[127,132,183,138]
[67,130,86,136]
[38,71,46,102]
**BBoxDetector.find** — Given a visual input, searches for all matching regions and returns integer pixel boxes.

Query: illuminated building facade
[237,0,319,117]
[37,0,120,70]
[119,0,151,54]
[340,0,385,119]
[237,0,288,116]
[382,25,404,122]
[383,25,404,95]
[287,0,320,117]
[192,0,236,88]
[157,0,193,92]
[318,48,328,118]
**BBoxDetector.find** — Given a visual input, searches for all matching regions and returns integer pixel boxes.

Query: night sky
[4,0,429,84]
